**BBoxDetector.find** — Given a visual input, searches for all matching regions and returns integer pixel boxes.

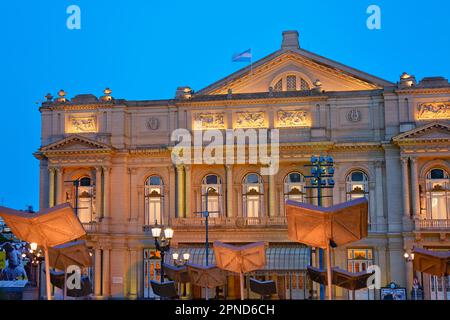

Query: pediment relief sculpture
[66,115,98,133]
[417,102,450,120]
[193,112,225,130]
[235,111,266,128]
[277,110,309,127]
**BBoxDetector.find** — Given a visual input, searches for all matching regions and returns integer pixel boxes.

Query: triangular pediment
[196,48,394,95]
[40,135,113,153]
[393,122,450,143]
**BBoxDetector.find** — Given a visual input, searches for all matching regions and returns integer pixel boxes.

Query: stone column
[226,165,233,217]
[102,248,111,298]
[375,162,385,227]
[94,249,102,297]
[95,167,103,220]
[410,157,420,218]
[268,173,276,217]
[185,166,191,218]
[369,182,376,231]
[168,166,176,222]
[400,157,411,218]
[176,165,185,218]
[48,168,55,207]
[103,167,110,220]
[55,168,64,205]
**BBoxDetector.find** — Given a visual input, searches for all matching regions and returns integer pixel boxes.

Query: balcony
[82,222,99,233]
[171,216,287,229]
[415,219,450,231]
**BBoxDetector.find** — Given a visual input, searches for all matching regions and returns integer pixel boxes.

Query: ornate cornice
[176,94,328,107]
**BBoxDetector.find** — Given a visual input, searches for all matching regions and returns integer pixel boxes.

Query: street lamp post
[194,187,220,300]
[172,252,190,267]
[305,155,335,300]
[151,222,174,283]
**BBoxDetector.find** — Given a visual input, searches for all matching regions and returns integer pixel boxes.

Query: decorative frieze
[66,115,97,133]
[417,102,450,120]
[277,110,309,128]
[193,112,225,130]
[235,111,266,128]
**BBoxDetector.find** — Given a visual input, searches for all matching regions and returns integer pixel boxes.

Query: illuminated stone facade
[35,31,450,300]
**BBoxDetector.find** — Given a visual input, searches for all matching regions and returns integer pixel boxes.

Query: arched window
[145,176,164,225]
[243,173,264,221]
[346,171,369,201]
[77,176,93,223]
[202,174,222,218]
[272,74,310,92]
[426,169,450,220]
[284,172,306,203]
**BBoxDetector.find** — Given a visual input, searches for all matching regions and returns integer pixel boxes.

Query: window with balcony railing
[77,176,94,223]
[243,173,264,221]
[425,169,449,220]
[284,172,306,215]
[346,171,370,226]
[201,174,222,217]
[145,175,164,225]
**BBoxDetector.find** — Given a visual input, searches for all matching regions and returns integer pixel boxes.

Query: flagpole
[250,48,253,76]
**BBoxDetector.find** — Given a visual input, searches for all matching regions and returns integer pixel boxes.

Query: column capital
[127,168,137,175]
[374,161,384,169]
[401,157,409,164]
[176,164,185,171]
[410,157,418,164]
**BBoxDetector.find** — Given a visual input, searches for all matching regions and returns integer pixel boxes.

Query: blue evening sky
[0,0,449,210]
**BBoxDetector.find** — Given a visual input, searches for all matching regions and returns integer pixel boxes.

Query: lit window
[243,173,264,222]
[145,176,164,225]
[284,172,306,213]
[426,169,449,220]
[77,177,93,223]
[270,75,311,92]
[202,174,222,218]
[347,249,373,273]
[300,78,310,90]
[286,75,297,91]
[273,79,283,92]
[346,171,369,201]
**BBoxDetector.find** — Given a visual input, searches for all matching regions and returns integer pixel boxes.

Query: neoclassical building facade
[35,31,450,300]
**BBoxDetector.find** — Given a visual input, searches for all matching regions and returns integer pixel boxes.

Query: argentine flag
[232,49,252,62]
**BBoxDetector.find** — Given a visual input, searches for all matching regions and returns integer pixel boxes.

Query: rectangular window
[347,248,374,300]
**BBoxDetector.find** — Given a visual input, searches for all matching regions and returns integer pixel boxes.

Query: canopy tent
[0,203,86,300]
[49,240,92,299]
[165,246,310,273]
[307,266,375,300]
[49,270,92,298]
[412,247,450,300]
[186,263,226,300]
[214,241,266,300]
[162,263,190,284]
[286,198,369,300]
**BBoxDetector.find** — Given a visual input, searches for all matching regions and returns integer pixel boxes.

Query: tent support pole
[44,246,52,300]
[240,272,245,300]
[326,240,333,300]
[64,271,67,300]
